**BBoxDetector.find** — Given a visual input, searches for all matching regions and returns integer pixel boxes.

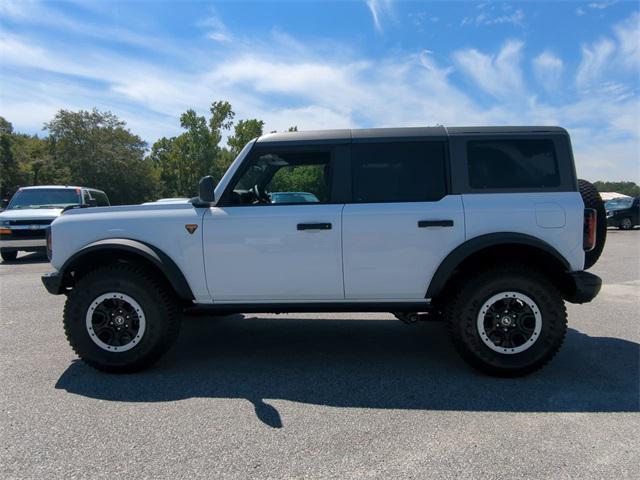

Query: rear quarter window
[467,139,560,189]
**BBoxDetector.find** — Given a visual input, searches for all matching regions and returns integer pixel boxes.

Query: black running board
[185,301,431,316]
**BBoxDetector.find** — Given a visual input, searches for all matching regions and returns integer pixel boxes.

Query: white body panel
[202,205,344,301]
[49,204,210,303]
[342,196,466,299]
[462,192,585,271]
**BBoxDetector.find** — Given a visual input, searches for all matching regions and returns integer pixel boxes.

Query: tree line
[0,100,278,205]
[1,102,638,204]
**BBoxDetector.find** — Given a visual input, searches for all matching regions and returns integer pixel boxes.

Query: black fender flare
[426,232,571,299]
[59,238,194,300]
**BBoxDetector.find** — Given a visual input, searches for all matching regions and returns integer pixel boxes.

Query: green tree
[150,101,236,197]
[44,109,158,204]
[0,117,20,197]
[593,181,640,197]
[228,119,264,156]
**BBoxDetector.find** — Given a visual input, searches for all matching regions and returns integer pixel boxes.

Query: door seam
[340,203,346,300]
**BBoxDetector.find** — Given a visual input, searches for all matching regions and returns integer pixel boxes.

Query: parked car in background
[0,186,110,261]
[606,197,639,230]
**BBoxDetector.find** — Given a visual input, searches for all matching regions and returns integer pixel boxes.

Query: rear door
[342,139,465,300]
[203,144,348,302]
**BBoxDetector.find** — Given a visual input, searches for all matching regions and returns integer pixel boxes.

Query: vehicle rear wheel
[578,179,606,269]
[63,263,181,372]
[1,250,18,262]
[619,217,633,230]
[445,264,567,376]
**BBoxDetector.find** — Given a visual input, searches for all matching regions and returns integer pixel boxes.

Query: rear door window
[351,142,447,203]
[467,139,560,189]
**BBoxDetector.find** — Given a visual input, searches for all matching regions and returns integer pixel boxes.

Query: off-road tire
[445,264,567,377]
[63,263,181,373]
[1,250,18,262]
[578,179,606,269]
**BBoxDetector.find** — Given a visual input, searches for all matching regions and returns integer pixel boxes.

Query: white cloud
[578,1,619,16]
[576,39,616,90]
[588,1,617,10]
[462,9,524,27]
[533,51,563,91]
[0,0,173,52]
[199,14,232,43]
[614,12,640,69]
[453,40,525,98]
[576,13,639,92]
[365,0,394,33]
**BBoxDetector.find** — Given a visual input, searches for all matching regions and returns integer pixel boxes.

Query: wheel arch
[426,233,571,301]
[58,238,194,300]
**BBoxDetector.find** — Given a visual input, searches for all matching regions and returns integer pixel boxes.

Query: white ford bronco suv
[42,127,606,376]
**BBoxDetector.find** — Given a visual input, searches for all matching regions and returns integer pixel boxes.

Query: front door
[203,145,345,302]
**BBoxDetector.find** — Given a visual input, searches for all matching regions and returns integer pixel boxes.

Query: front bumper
[42,271,65,295]
[564,271,602,304]
[0,238,47,249]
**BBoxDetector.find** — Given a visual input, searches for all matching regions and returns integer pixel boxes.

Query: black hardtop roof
[256,126,568,145]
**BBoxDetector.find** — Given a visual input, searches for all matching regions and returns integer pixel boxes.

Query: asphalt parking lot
[1,231,639,479]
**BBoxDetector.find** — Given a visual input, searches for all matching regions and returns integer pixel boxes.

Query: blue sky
[1,0,638,181]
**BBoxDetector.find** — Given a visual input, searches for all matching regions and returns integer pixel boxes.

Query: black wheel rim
[477,291,542,354]
[86,292,146,352]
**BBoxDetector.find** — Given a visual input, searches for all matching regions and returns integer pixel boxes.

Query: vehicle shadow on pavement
[56,315,640,428]
[1,252,49,265]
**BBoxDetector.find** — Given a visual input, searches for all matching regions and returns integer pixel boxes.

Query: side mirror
[87,199,98,207]
[197,176,216,204]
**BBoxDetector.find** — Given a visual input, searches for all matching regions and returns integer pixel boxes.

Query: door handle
[297,223,332,231]
[418,220,454,228]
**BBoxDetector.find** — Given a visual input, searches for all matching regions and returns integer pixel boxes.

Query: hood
[61,202,194,217]
[0,208,63,221]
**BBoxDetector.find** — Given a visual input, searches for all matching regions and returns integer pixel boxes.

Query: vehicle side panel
[342,195,465,299]
[202,204,344,301]
[50,205,210,302]
[462,192,585,271]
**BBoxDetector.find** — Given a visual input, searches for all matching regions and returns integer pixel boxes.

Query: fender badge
[185,224,198,234]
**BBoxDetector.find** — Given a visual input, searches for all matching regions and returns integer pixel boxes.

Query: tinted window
[91,191,110,206]
[467,139,560,189]
[7,188,81,209]
[351,142,446,203]
[230,150,332,205]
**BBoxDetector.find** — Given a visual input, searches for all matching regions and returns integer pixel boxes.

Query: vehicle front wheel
[445,264,567,377]
[619,217,633,230]
[1,250,18,262]
[63,263,181,373]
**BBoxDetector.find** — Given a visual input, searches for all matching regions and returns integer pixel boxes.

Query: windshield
[605,198,633,211]
[7,188,81,210]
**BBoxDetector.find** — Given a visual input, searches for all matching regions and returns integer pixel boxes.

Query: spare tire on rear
[578,179,606,269]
